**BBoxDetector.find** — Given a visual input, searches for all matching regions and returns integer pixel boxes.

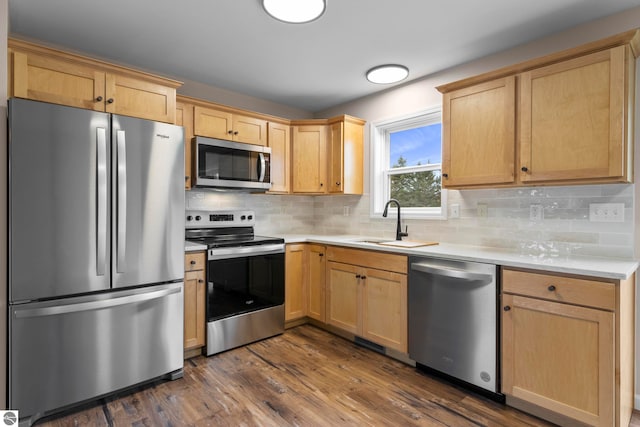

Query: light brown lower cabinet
[184,252,206,356]
[501,268,635,427]
[285,244,326,323]
[307,244,326,322]
[326,247,408,353]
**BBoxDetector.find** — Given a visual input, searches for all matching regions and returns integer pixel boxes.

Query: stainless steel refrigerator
[8,98,185,424]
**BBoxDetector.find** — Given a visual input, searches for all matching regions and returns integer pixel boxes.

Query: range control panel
[185,210,256,228]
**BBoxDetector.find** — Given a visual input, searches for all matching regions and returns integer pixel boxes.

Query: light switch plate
[477,203,488,218]
[530,204,543,221]
[450,204,460,218]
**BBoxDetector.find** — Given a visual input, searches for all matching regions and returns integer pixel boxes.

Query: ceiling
[8,0,640,113]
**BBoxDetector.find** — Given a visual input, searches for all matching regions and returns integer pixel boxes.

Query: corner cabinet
[438,30,639,189]
[184,252,206,358]
[501,268,635,427]
[176,100,194,189]
[8,38,180,124]
[285,244,307,322]
[326,247,407,353]
[267,121,291,194]
[291,116,365,195]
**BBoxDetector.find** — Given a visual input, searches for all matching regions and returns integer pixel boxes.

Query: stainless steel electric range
[185,210,285,355]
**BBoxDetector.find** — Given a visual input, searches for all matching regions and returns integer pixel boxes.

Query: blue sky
[389,123,442,168]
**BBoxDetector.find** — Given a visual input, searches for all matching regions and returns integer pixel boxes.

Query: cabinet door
[11,50,106,111]
[502,294,614,426]
[194,106,233,139]
[326,261,360,334]
[307,245,326,322]
[361,268,407,352]
[328,121,344,193]
[342,119,364,195]
[233,115,268,146]
[184,269,205,350]
[176,101,194,189]
[105,73,176,123]
[267,122,291,193]
[292,125,327,193]
[285,244,307,321]
[519,46,629,183]
[442,76,516,187]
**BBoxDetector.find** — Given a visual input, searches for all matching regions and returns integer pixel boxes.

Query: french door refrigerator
[8,98,185,424]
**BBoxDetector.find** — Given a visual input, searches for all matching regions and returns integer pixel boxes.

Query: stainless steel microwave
[193,136,271,191]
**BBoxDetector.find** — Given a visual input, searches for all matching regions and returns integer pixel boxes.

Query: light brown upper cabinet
[176,100,195,189]
[437,30,639,189]
[9,39,180,124]
[291,124,328,193]
[519,46,630,183]
[267,121,291,193]
[291,116,365,195]
[442,77,516,187]
[194,105,268,146]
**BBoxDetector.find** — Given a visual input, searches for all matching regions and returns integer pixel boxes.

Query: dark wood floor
[36,325,638,426]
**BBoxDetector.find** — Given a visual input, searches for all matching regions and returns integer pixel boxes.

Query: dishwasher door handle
[410,262,493,282]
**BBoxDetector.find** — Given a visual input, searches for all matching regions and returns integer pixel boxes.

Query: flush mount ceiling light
[262,0,326,24]
[366,64,409,84]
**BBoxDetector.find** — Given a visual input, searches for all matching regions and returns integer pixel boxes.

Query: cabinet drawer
[185,252,206,272]
[502,268,615,311]
[326,246,407,274]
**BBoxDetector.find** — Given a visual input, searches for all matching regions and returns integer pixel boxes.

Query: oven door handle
[208,244,284,260]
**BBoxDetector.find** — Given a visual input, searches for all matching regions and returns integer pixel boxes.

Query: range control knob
[241,215,246,220]
[248,215,253,220]
[195,215,202,221]
[186,215,193,221]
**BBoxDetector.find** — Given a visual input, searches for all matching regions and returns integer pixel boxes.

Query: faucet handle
[400,225,409,238]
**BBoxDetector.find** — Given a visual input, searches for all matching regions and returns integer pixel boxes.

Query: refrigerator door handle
[116,129,127,273]
[96,127,108,276]
[13,285,182,319]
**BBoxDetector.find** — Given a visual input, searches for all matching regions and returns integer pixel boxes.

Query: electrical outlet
[530,204,543,221]
[450,204,460,218]
[589,203,625,222]
[343,206,350,217]
[477,203,488,218]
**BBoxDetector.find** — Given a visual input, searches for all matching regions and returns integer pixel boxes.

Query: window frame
[370,107,447,220]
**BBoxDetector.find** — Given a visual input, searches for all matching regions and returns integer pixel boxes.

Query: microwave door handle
[96,127,107,276]
[116,129,127,273]
[257,153,266,182]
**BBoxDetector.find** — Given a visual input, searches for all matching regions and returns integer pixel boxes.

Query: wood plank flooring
[34,325,633,426]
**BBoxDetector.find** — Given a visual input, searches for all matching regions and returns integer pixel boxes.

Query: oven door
[195,136,271,190]
[207,244,284,321]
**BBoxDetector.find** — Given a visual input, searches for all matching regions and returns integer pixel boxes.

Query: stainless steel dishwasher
[408,256,500,397]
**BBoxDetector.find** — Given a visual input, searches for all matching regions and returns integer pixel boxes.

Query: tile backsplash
[187,183,635,259]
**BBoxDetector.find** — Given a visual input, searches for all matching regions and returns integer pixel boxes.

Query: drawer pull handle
[190,260,196,265]
[198,279,204,283]
[503,306,511,311]
[355,274,361,279]
[361,276,366,280]
[548,285,556,291]
[521,166,528,172]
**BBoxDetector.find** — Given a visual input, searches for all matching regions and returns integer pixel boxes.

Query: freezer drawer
[9,283,184,422]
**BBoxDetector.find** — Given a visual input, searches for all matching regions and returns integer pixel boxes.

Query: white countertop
[185,240,207,252]
[280,234,638,280]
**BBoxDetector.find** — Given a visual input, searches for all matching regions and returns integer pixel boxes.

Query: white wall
[1,0,8,409]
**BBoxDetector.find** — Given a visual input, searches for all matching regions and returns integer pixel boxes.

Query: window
[370,107,446,219]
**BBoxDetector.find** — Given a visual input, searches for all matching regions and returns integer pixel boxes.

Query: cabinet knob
[521,166,528,172]
[234,131,239,135]
[318,253,324,257]
[96,96,103,102]
[503,306,511,311]
[336,182,341,186]
[198,279,204,283]
[355,274,361,279]
[442,173,449,178]
[228,130,233,134]
[548,285,556,291]
[320,183,324,187]
[361,276,366,280]
[107,98,114,104]
[190,260,196,265]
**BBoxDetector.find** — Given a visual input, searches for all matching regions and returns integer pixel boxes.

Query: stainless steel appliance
[185,210,284,355]
[193,136,271,190]
[8,98,185,425]
[408,256,501,398]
